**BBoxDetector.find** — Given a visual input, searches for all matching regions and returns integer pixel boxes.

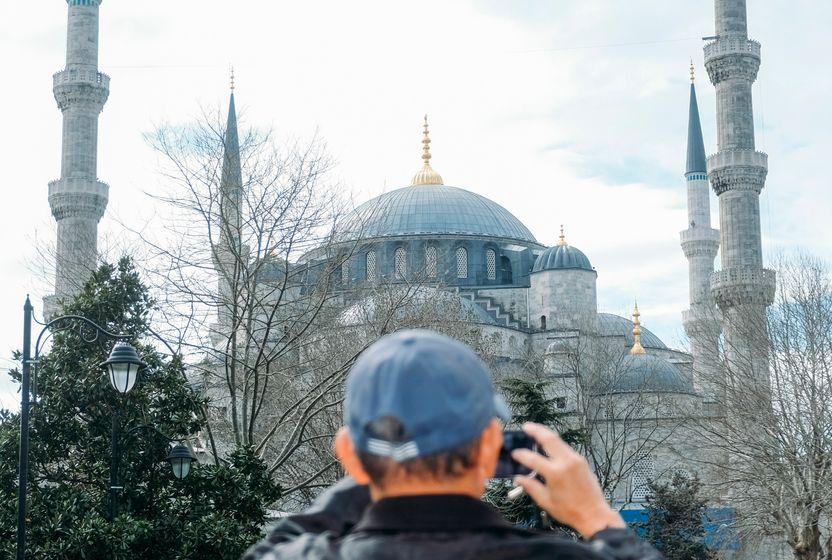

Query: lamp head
[101,341,145,395]
[167,443,197,479]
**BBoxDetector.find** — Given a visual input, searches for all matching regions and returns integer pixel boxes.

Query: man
[243,330,663,559]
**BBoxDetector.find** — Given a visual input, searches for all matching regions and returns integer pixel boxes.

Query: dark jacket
[242,479,663,560]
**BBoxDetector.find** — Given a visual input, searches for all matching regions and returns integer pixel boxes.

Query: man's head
[334,330,508,499]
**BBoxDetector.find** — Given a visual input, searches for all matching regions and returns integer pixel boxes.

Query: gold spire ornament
[558,225,567,246]
[689,59,695,84]
[230,65,235,92]
[630,301,647,355]
[410,114,444,186]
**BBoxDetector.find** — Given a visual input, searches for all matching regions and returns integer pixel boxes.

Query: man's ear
[334,427,371,485]
[478,419,503,480]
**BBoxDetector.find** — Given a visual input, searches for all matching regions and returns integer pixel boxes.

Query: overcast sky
[1,1,830,410]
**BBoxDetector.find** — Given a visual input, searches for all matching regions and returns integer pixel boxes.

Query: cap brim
[494,394,511,422]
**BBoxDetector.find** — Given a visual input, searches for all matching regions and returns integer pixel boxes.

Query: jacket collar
[354,494,527,533]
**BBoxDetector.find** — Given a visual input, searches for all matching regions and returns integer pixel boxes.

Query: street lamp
[167,443,197,479]
[16,296,193,560]
[102,341,145,394]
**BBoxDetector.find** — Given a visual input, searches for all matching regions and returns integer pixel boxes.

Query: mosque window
[540,315,547,331]
[456,247,468,279]
[425,245,438,278]
[630,455,655,502]
[486,249,497,280]
[555,397,566,409]
[366,250,377,281]
[394,247,407,279]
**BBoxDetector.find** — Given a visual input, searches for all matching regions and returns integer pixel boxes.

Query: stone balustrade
[710,267,776,307]
[704,37,760,63]
[53,69,110,90]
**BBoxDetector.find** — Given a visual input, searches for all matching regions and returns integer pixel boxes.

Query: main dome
[340,185,538,244]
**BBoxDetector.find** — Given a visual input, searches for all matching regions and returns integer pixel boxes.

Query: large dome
[340,185,538,244]
[607,354,695,395]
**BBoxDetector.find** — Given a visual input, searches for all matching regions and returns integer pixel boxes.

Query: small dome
[603,354,694,395]
[532,244,593,273]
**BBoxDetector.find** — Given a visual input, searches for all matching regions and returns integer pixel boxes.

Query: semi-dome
[606,354,695,394]
[340,185,538,244]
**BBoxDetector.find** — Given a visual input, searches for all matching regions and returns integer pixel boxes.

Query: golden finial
[689,59,695,84]
[410,114,444,186]
[230,65,235,92]
[558,225,567,246]
[630,300,646,355]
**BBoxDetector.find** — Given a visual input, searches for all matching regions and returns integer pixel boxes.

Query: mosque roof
[597,313,668,350]
[605,353,695,395]
[340,185,538,244]
[532,228,593,272]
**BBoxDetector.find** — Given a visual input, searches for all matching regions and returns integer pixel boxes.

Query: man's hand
[512,422,625,538]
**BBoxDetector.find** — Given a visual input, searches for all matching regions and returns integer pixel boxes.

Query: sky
[1,1,830,411]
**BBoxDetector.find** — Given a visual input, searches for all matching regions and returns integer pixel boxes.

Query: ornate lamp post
[15,296,195,559]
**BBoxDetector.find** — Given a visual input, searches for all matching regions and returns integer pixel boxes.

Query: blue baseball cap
[345,329,510,462]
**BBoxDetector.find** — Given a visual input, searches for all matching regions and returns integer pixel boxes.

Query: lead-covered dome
[532,244,593,272]
[606,354,694,394]
[340,185,538,244]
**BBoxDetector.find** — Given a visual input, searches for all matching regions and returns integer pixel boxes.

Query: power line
[510,36,701,54]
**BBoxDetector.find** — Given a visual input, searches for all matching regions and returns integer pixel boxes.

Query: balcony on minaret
[704,37,760,64]
[707,150,768,195]
[52,69,110,112]
[710,267,776,308]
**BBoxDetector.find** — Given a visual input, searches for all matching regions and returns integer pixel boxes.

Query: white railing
[710,267,775,290]
[707,150,767,171]
[679,228,720,245]
[53,69,110,89]
[704,37,760,61]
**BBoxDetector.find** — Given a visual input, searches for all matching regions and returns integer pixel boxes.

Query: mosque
[49,0,773,549]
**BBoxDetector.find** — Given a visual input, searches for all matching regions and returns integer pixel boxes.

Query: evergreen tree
[1,258,281,559]
[485,377,582,532]
[641,472,716,560]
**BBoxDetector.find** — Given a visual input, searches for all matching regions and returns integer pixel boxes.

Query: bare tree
[694,254,832,560]
[547,332,694,509]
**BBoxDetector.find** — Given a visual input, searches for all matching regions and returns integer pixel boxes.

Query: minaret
[46,0,110,314]
[705,0,775,379]
[680,62,721,396]
[210,73,245,346]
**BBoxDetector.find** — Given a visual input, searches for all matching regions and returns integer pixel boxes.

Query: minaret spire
[220,79,243,246]
[46,0,110,316]
[681,60,721,394]
[410,115,444,186]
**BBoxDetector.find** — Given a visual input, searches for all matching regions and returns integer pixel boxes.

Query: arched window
[631,455,655,501]
[394,247,407,279]
[366,250,377,281]
[540,315,547,331]
[425,245,438,278]
[486,249,497,280]
[456,247,468,279]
